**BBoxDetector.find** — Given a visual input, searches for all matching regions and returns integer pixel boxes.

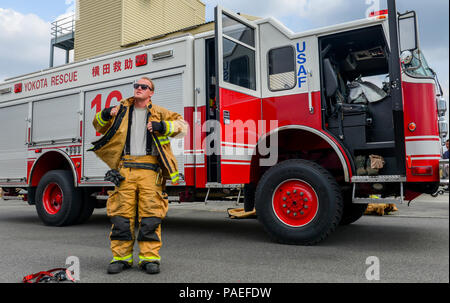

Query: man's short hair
[140,77,155,92]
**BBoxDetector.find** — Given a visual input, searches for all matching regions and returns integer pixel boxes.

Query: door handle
[307,70,314,114]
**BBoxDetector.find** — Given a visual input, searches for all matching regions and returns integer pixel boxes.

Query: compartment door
[0,104,28,182]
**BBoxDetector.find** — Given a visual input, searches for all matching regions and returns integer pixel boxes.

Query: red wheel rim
[42,183,63,215]
[272,179,319,227]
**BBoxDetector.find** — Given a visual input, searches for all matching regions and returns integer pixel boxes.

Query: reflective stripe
[170,172,180,183]
[111,254,133,264]
[139,256,161,265]
[157,136,170,145]
[163,121,170,136]
[151,133,178,182]
[96,112,107,127]
[169,121,174,136]
[164,121,174,137]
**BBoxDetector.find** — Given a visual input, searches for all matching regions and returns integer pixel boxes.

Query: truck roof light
[369,10,388,19]
[136,54,148,67]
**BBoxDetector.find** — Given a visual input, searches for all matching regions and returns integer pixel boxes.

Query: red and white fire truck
[0,0,448,244]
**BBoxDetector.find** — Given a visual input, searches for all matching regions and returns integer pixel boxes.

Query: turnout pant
[106,155,168,265]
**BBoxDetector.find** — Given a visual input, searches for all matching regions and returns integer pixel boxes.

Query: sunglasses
[133,83,153,91]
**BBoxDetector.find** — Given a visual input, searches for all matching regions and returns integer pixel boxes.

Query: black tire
[35,170,82,227]
[255,159,343,245]
[244,183,256,212]
[340,188,368,225]
[74,189,96,224]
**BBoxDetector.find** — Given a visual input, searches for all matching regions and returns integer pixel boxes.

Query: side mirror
[398,11,418,52]
[400,50,413,65]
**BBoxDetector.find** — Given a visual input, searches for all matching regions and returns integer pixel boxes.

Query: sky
[0,0,448,106]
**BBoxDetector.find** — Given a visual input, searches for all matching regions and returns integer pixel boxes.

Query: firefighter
[90,77,187,275]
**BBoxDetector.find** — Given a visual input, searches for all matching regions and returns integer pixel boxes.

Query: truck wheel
[340,188,368,225]
[74,189,96,224]
[255,159,343,245]
[35,170,82,227]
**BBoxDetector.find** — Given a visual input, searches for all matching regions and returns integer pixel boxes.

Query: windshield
[403,50,435,78]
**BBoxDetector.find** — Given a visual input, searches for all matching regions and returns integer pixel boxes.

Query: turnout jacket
[90,97,187,184]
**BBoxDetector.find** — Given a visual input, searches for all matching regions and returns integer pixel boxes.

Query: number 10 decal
[90,90,123,136]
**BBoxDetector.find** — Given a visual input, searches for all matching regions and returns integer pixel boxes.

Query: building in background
[75,0,206,61]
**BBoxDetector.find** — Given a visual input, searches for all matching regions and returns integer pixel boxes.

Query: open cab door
[211,6,262,184]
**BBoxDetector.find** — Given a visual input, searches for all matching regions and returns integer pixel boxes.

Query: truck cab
[192,2,447,243]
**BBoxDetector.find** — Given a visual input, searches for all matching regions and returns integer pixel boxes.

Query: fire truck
[0,0,448,245]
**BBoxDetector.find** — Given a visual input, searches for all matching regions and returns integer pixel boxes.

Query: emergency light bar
[369,10,388,19]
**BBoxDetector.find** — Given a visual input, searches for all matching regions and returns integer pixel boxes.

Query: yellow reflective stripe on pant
[96,112,107,127]
[139,256,161,265]
[111,254,133,264]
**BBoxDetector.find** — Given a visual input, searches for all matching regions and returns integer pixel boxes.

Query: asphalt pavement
[0,193,448,283]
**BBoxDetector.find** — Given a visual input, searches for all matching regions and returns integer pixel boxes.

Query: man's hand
[148,121,164,133]
[104,169,125,187]
[110,105,121,117]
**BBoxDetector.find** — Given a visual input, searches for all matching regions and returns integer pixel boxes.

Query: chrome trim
[351,175,406,183]
[438,118,448,139]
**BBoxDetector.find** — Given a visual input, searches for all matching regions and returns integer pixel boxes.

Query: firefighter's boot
[107,261,132,275]
[140,261,160,275]
[356,155,367,176]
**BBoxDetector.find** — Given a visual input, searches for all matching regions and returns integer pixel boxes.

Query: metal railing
[51,15,75,40]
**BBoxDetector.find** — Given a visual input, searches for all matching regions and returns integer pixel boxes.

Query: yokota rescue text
[23,71,79,92]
